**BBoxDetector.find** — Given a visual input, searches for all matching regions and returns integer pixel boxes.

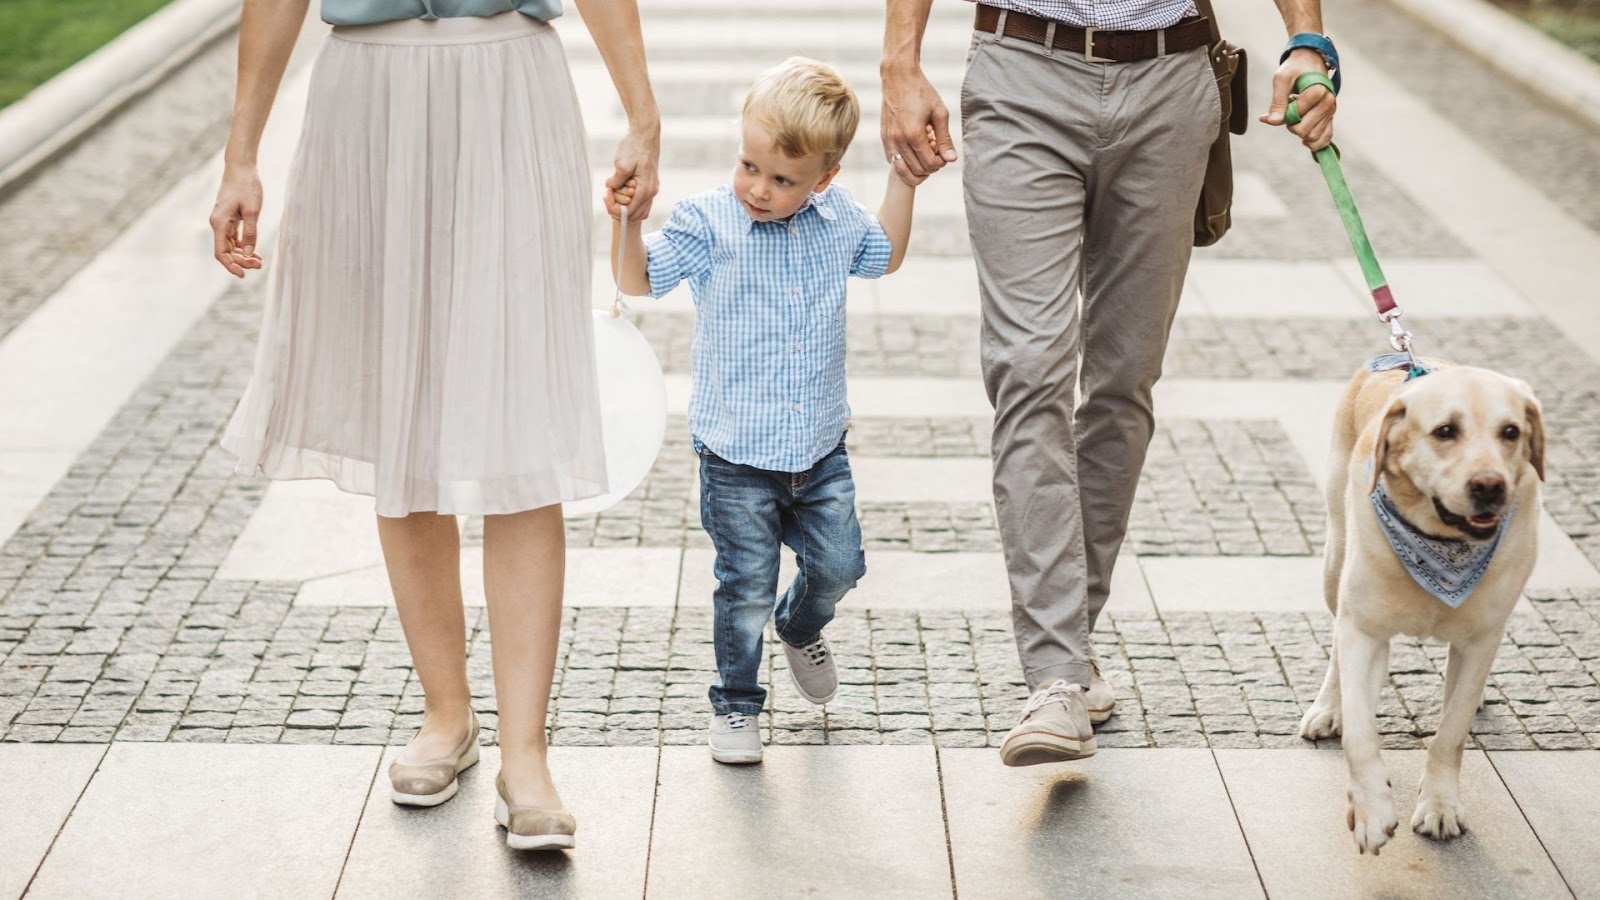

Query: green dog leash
[1285,72,1423,377]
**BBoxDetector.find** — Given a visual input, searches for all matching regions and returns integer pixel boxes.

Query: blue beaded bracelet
[1281,32,1341,94]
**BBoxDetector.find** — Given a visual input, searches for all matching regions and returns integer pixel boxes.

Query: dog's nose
[1469,473,1506,507]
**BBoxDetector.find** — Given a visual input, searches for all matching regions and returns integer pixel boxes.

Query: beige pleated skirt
[222,11,608,517]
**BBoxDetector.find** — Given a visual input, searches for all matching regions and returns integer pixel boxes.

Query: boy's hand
[892,125,940,187]
[605,178,641,220]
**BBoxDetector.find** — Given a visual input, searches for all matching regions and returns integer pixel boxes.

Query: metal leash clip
[1381,308,1420,373]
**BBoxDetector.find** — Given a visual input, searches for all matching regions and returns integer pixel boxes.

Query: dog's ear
[1367,397,1407,494]
[1524,391,1546,482]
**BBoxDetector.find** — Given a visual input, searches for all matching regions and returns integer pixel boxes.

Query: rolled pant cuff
[1026,662,1093,693]
[712,703,765,717]
[775,628,822,648]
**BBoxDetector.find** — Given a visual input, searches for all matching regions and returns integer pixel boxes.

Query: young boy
[607,58,923,764]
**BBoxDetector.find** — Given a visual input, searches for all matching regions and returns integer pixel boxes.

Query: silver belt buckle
[1083,26,1115,62]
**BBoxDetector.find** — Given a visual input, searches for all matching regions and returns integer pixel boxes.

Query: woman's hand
[210,164,265,278]
[607,122,660,222]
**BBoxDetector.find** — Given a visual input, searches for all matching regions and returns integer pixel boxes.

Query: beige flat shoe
[389,715,480,807]
[494,774,577,851]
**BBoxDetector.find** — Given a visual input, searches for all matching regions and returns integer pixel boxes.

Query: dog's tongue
[1469,514,1498,527]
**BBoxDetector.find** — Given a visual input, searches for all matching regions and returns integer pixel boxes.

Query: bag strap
[1193,0,1222,47]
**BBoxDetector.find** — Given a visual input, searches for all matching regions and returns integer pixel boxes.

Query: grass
[0,0,176,110]
[1523,11,1600,62]
[1490,0,1600,63]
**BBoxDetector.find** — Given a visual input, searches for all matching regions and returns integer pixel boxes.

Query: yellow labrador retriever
[1298,357,1543,855]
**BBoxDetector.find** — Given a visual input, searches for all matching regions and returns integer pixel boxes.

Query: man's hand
[881,66,957,186]
[1262,47,1336,151]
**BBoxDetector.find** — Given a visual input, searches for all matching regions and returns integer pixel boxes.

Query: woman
[208,0,660,850]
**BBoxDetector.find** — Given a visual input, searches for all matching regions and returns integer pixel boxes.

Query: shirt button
[792,285,801,294]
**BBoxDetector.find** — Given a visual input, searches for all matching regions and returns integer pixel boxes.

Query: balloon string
[612,204,631,319]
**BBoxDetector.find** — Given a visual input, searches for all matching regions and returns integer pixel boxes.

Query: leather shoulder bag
[1193,0,1249,247]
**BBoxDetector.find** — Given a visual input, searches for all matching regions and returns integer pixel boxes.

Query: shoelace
[724,713,752,731]
[801,638,829,666]
[1023,680,1084,718]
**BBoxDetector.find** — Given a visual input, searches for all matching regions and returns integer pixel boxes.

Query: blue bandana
[1369,481,1513,608]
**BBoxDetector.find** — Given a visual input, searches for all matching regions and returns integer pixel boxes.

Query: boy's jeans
[698,439,866,715]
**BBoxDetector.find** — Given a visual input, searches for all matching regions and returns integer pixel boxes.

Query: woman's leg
[482,504,567,809]
[376,512,475,761]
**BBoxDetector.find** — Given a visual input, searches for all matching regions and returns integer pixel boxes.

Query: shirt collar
[737,187,837,233]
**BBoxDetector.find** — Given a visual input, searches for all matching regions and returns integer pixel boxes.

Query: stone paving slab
[10,742,1600,900]
[25,743,378,899]
[338,746,656,900]
[1216,749,1574,899]
[0,743,104,899]
[1487,752,1600,900]
[943,748,1263,899]
[646,745,951,899]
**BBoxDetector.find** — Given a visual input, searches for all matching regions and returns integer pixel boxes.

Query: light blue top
[644,185,893,473]
[321,0,561,26]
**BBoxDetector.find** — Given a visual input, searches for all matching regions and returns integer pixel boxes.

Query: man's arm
[1262,0,1337,151]
[880,0,957,185]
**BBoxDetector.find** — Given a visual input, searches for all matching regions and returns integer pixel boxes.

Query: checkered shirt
[966,0,1198,30]
[644,184,893,473]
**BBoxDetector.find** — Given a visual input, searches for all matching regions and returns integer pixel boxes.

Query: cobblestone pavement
[7,595,1600,751]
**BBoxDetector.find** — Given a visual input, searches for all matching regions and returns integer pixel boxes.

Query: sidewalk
[5,742,1594,898]
[1,0,1599,896]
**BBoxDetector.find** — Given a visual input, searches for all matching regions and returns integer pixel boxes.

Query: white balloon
[563,309,667,517]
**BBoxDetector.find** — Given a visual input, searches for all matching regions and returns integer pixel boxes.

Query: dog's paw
[1347,783,1399,855]
[1412,797,1468,841]
[1299,702,1341,740]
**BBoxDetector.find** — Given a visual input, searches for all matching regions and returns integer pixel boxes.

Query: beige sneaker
[494,774,577,851]
[1000,680,1097,767]
[389,715,480,807]
[1086,651,1115,725]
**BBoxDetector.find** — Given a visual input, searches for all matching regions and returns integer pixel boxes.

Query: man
[880,0,1338,765]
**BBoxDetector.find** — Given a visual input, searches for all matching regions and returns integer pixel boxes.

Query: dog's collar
[1370,479,1514,609]
[1364,352,1432,380]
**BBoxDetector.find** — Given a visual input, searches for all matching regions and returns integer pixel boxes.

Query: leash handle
[611,204,632,319]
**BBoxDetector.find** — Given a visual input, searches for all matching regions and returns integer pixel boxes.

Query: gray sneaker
[709,713,763,765]
[1000,680,1098,767]
[1086,651,1115,725]
[782,635,837,704]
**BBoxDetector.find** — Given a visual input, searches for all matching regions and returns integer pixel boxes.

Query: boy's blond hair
[742,57,859,172]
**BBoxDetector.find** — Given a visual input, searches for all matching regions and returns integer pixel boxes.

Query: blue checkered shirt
[967,0,1197,29]
[645,184,892,473]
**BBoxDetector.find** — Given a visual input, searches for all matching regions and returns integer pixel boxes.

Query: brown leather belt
[973,4,1212,63]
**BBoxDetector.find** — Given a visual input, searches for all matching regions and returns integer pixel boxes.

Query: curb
[0,0,240,193]
[1383,0,1600,135]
